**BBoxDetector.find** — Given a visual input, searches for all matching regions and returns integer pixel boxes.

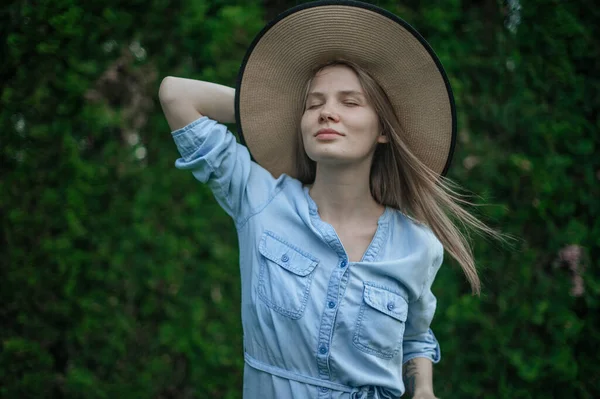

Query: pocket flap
[363,283,408,322]
[259,232,319,276]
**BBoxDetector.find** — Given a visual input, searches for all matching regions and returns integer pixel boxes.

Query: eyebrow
[306,90,365,99]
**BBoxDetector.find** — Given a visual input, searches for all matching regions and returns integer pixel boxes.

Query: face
[300,65,387,167]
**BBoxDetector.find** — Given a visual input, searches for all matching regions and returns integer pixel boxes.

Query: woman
[159,1,498,398]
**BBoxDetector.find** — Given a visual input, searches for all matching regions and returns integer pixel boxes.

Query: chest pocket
[257,231,320,319]
[353,282,409,359]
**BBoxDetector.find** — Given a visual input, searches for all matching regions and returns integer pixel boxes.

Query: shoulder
[274,174,307,202]
[391,210,444,266]
[238,173,307,226]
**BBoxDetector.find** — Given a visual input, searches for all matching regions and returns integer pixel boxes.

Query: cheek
[348,112,379,137]
[299,115,310,140]
[300,113,308,130]
[371,118,381,137]
[299,114,314,150]
[364,112,380,138]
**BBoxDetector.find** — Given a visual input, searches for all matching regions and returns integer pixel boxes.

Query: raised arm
[158,76,236,130]
[158,76,279,224]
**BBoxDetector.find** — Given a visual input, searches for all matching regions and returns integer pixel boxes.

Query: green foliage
[2,0,258,397]
[1,0,598,398]
[380,0,600,397]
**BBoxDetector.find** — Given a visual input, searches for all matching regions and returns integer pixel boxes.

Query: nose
[319,107,339,123]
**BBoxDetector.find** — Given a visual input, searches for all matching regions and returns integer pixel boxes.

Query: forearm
[403,357,437,398]
[159,77,235,130]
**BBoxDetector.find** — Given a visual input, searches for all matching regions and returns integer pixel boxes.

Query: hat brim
[235,0,456,178]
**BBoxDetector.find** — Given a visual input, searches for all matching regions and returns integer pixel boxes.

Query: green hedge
[2,0,598,398]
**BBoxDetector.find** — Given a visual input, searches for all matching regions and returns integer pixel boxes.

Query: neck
[308,159,384,225]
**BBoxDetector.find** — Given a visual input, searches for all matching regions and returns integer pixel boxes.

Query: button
[320,387,329,393]
[281,254,289,262]
[387,302,395,311]
[328,301,336,309]
[319,345,328,354]
[340,260,347,268]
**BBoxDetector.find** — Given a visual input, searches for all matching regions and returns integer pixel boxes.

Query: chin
[307,151,354,165]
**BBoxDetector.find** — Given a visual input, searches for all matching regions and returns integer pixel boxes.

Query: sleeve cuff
[403,328,441,364]
[171,116,212,160]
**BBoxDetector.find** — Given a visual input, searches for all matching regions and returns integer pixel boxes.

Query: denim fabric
[172,117,443,398]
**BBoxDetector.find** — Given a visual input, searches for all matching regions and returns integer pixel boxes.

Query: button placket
[307,203,355,384]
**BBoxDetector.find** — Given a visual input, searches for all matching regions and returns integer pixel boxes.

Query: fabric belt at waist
[244,352,371,398]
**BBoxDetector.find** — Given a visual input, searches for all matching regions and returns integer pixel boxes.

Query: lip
[315,128,344,137]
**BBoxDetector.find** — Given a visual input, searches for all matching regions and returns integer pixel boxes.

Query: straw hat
[235,0,456,178]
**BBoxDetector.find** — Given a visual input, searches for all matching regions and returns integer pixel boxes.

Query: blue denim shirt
[172,117,443,398]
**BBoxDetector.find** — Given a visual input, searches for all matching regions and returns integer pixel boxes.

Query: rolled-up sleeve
[172,116,279,225]
[402,238,444,364]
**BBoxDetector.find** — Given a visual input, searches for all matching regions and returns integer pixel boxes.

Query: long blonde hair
[295,60,503,295]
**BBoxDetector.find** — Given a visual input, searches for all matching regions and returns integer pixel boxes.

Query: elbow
[158,76,179,105]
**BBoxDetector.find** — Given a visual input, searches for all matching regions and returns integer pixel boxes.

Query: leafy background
[1,0,598,398]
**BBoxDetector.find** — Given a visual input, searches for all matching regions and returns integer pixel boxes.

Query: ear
[377,134,389,144]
